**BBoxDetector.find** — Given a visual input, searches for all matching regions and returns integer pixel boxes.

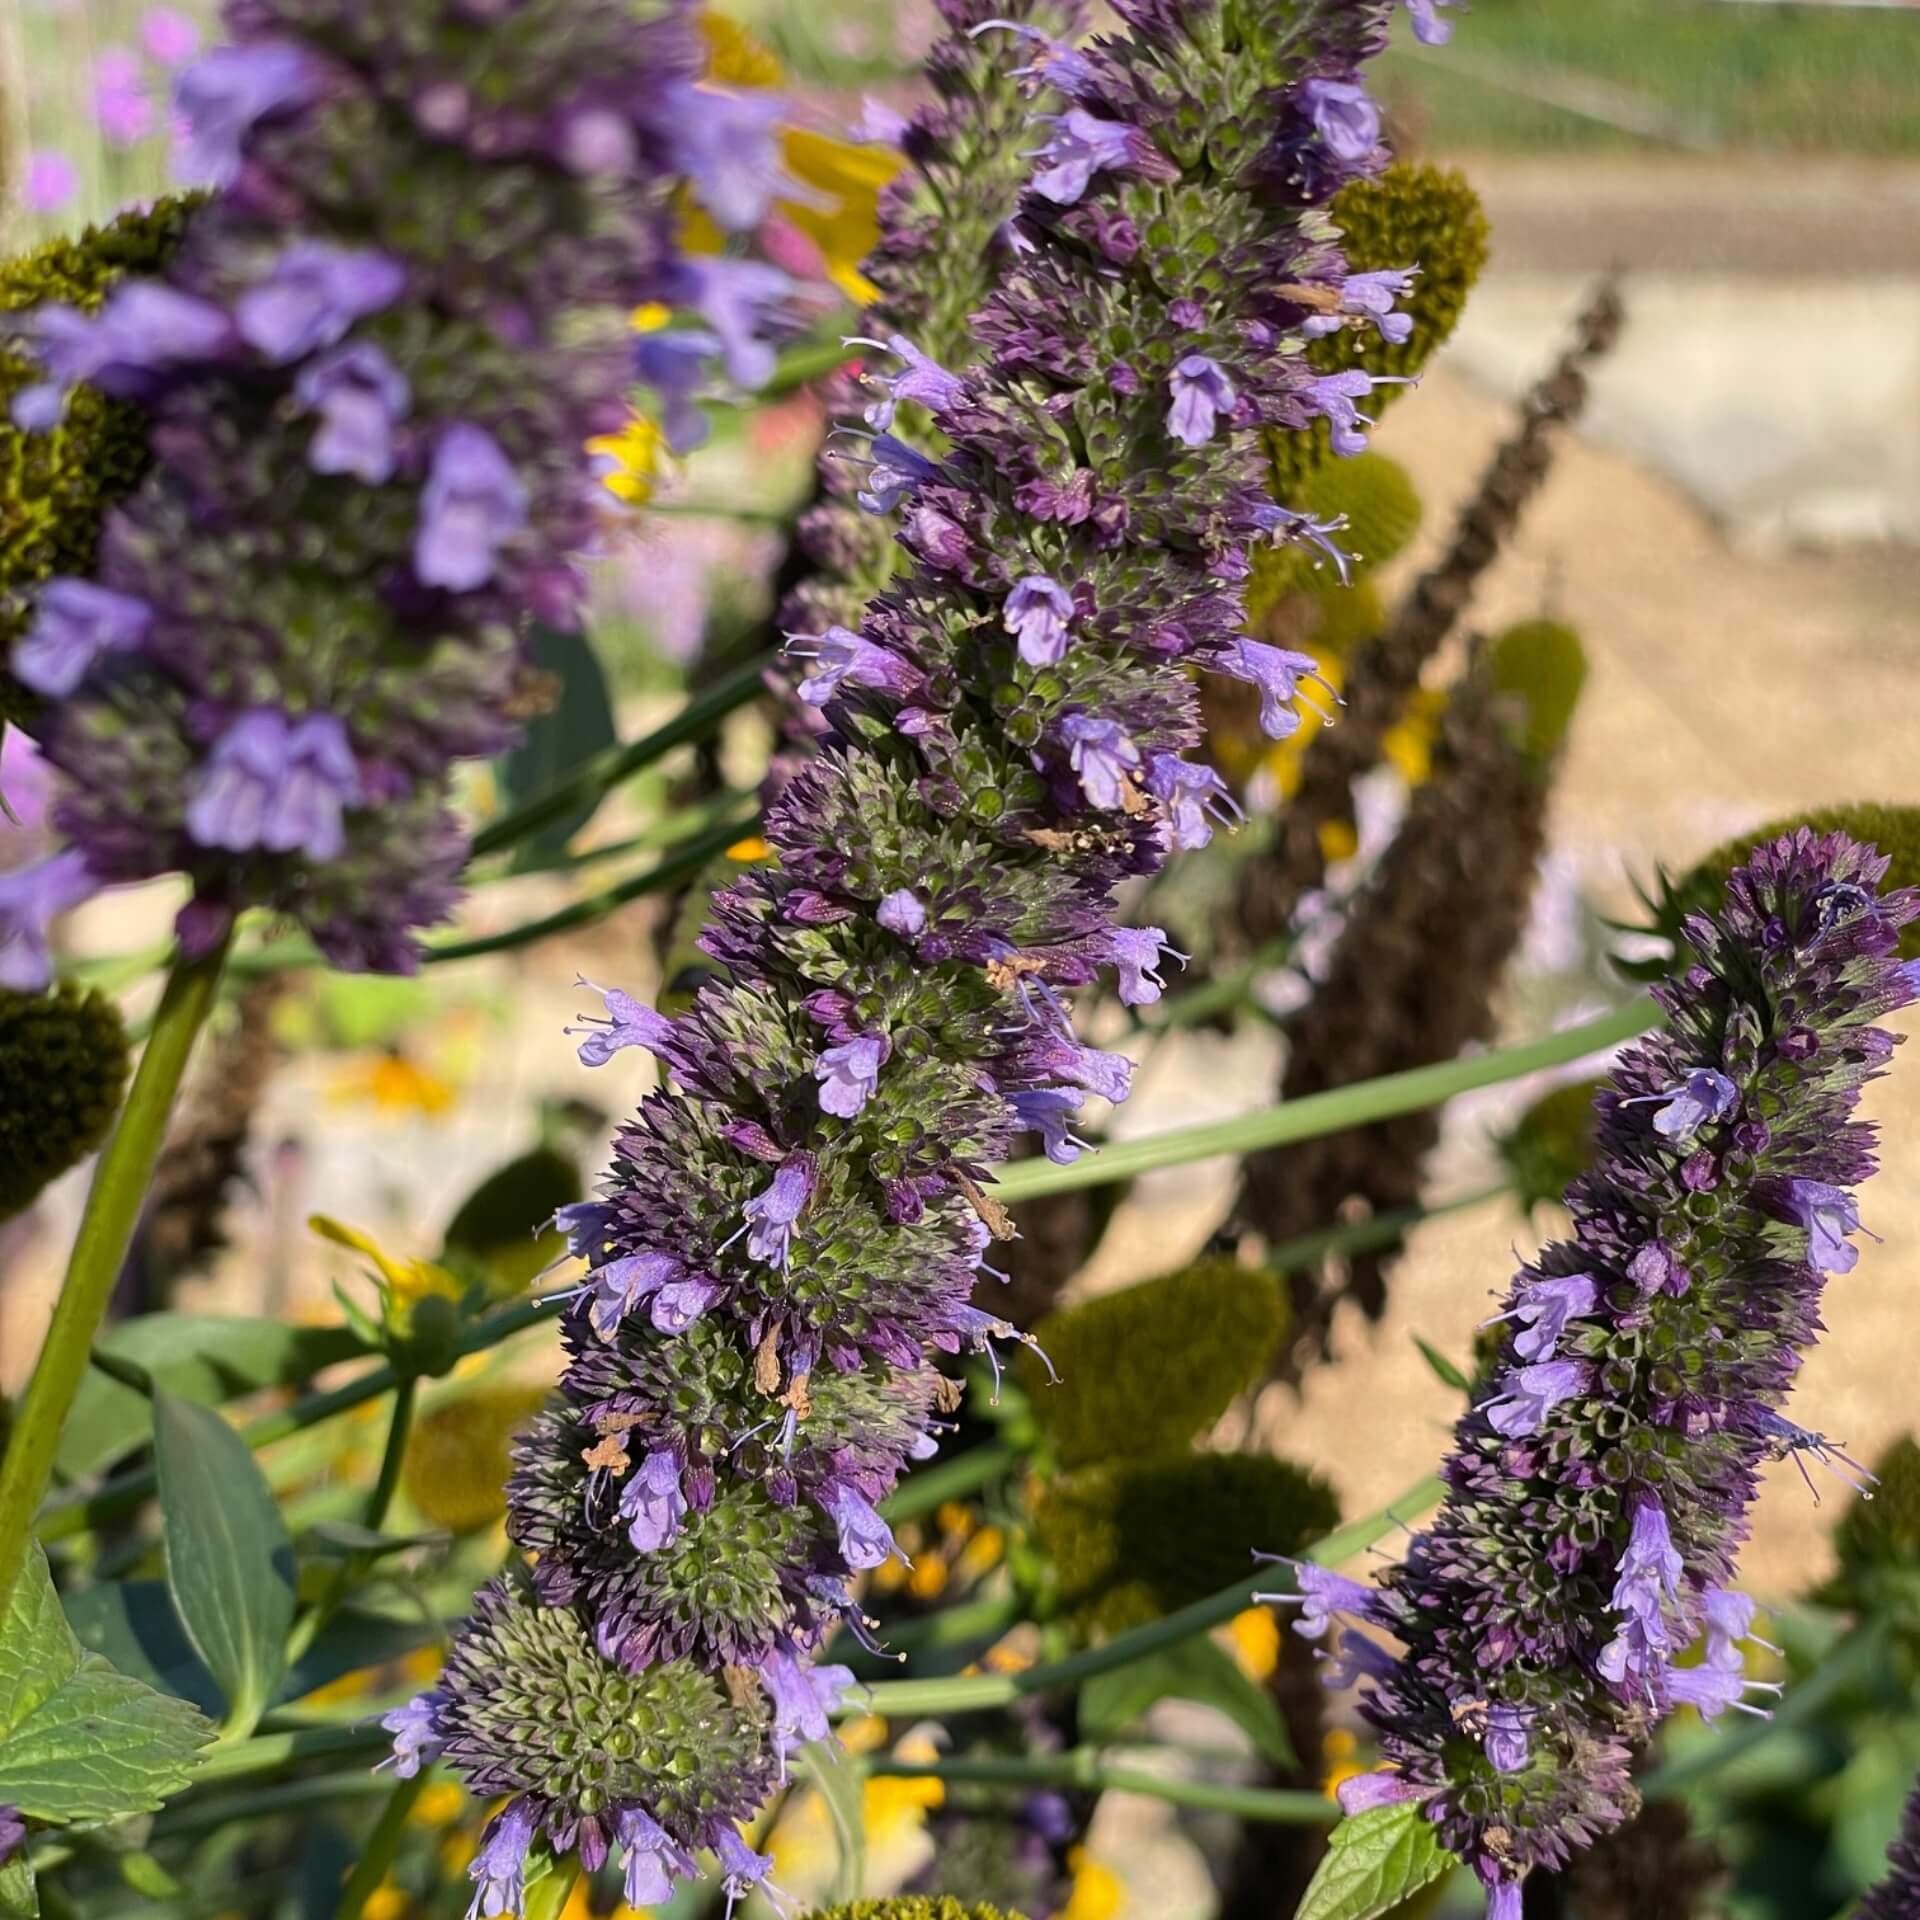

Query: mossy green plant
[1020,1258,1288,1470]
[0,982,131,1218]
[1269,162,1490,496]
[1488,618,1589,764]
[402,1385,551,1534]
[1032,1453,1339,1634]
[0,196,202,726]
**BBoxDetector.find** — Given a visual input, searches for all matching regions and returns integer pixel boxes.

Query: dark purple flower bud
[1010,1087,1089,1165]
[183,710,361,862]
[234,243,405,363]
[1337,1772,1425,1815]
[468,1797,537,1920]
[1058,713,1141,810]
[741,1154,815,1269]
[788,626,922,706]
[1166,353,1236,447]
[903,503,971,572]
[1146,754,1244,851]
[1480,1273,1597,1364]
[822,1482,896,1570]
[684,257,792,389]
[617,1808,699,1910]
[566,977,676,1068]
[14,579,152,697]
[174,40,317,184]
[634,327,722,453]
[1483,1358,1588,1438]
[414,423,527,591]
[1209,637,1337,740]
[652,81,785,232]
[293,341,409,483]
[378,1693,445,1779]
[1030,108,1164,207]
[1004,574,1075,666]
[815,1034,887,1118]
[1301,267,1417,346]
[848,333,968,431]
[1300,78,1381,163]
[621,1447,689,1553]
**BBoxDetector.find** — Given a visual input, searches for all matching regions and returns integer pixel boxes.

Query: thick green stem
[865,1751,1337,1825]
[855,1472,1445,1718]
[0,936,230,1621]
[994,997,1660,1203]
[333,1768,431,1920]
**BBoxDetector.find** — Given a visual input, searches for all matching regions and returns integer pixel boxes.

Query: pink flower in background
[140,6,199,65]
[95,47,157,146]
[24,150,77,213]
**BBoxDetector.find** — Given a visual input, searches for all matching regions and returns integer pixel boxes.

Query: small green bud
[1,982,131,1218]
[1020,1257,1288,1469]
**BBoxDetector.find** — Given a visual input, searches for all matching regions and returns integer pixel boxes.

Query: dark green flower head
[1021,1258,1288,1469]
[0,198,201,727]
[1488,619,1589,765]
[0,982,130,1218]
[1269,161,1490,494]
[1034,1452,1338,1634]
[804,1902,1028,1920]
[1495,1077,1606,1218]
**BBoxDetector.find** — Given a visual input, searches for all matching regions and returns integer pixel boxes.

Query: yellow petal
[700,12,784,90]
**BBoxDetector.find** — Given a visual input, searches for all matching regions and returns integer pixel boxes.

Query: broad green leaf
[59,1314,363,1478]
[0,1548,211,1824]
[1411,1337,1470,1394]
[1293,1803,1455,1920]
[497,624,618,870]
[1080,1636,1294,1769]
[0,1856,36,1919]
[153,1392,297,1733]
[440,1145,581,1296]
[801,1739,866,1906]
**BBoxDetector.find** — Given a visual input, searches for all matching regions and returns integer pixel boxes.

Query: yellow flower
[1317,818,1359,865]
[1225,1606,1280,1683]
[362,1889,410,1920]
[864,1771,945,1843]
[727,834,772,862]
[907,1554,951,1602]
[1060,1851,1123,1920]
[587,411,666,507]
[701,11,784,88]
[839,1714,890,1756]
[412,1781,467,1827]
[328,1050,456,1116]
[954,1523,1005,1582]
[308,1214,462,1319]
[1380,686,1446,788]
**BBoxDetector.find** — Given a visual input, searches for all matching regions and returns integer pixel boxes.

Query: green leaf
[439,1145,581,1297]
[1293,1803,1454,1920]
[496,624,618,871]
[801,1739,866,1906]
[152,1392,297,1733]
[1411,1336,1470,1394]
[299,1522,450,1562]
[0,1856,37,1919]
[58,1315,363,1478]
[0,1547,211,1824]
[1080,1636,1294,1769]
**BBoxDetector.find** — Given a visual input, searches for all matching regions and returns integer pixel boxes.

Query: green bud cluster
[0,982,130,1218]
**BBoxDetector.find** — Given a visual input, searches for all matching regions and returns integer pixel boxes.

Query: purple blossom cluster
[386,0,1434,1906]
[0,0,786,984]
[1264,830,1919,1915]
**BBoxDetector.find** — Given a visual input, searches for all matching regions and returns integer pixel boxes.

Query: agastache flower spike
[1283,831,1917,1912]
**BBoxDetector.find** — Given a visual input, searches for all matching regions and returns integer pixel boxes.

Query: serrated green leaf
[59,1314,363,1479]
[153,1392,297,1734]
[1293,1803,1454,1920]
[1411,1337,1470,1394]
[800,1739,866,1905]
[0,1549,211,1825]
[1080,1636,1294,1769]
[497,624,618,870]
[0,1855,37,1919]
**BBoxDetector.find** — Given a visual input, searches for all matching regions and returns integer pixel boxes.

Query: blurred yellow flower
[1317,818,1359,865]
[328,1049,457,1117]
[727,834,773,861]
[865,1770,945,1840]
[701,11,783,88]
[1060,1850,1123,1920]
[955,1523,1005,1582]
[362,1888,409,1920]
[1381,686,1446,787]
[840,1714,890,1755]
[1320,1726,1365,1802]
[1225,1606,1280,1683]
[588,412,666,507]
[403,1385,551,1535]
[412,1781,467,1827]
[907,1554,950,1602]
[308,1213,462,1318]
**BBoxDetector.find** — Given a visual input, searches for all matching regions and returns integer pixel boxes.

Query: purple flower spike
[1301,267,1417,347]
[1005,574,1076,667]
[1167,354,1236,448]
[236,242,405,363]
[1649,1067,1739,1142]
[379,1693,445,1779]
[586,1250,682,1339]
[14,579,153,698]
[1483,1359,1587,1438]
[850,333,968,431]
[1301,78,1381,163]
[621,1447,689,1553]
[0,852,100,993]
[1058,713,1141,810]
[415,424,527,591]
[1210,638,1337,740]
[617,1808,698,1910]
[1481,1273,1597,1365]
[815,1034,887,1119]
[184,711,361,862]
[174,40,317,184]
[293,342,409,483]
[877,889,927,937]
[467,1798,537,1920]
[566,977,675,1068]
[653,81,785,232]
[823,1483,896,1570]
[1146,754,1244,851]
[742,1155,815,1268]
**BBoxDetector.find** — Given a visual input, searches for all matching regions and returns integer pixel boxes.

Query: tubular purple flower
[1167,353,1237,447]
[621,1449,689,1554]
[0,852,100,993]
[1029,106,1168,206]
[173,40,318,183]
[684,257,792,389]
[1209,638,1338,740]
[634,327,722,452]
[585,1251,685,1339]
[293,342,409,483]
[741,1155,816,1268]
[823,1483,896,1571]
[1255,1562,1380,1641]
[850,334,969,430]
[1302,367,1405,457]
[1478,1272,1597,1364]
[653,81,785,232]
[876,888,927,937]
[1300,266,1417,345]
[1011,1087,1091,1165]
[1300,78,1381,163]
[1146,754,1244,851]
[14,581,153,698]
[566,979,677,1068]
[1405,0,1457,46]
[233,243,406,363]
[1101,926,1183,1006]
[1772,1177,1869,1274]
[415,424,528,591]
[756,1643,854,1760]
[1058,713,1141,809]
[468,1798,538,1920]
[815,1035,888,1118]
[851,432,937,515]
[379,1694,446,1779]
[1005,574,1076,666]
[183,711,361,863]
[1643,1067,1739,1142]
[1336,1772,1423,1816]
[789,627,923,706]
[1482,1358,1588,1438]
[32,284,236,397]
[617,1809,698,1909]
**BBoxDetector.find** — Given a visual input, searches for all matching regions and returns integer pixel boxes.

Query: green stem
[866,1751,1337,1825]
[0,935,231,1621]
[879,1440,1015,1524]
[188,1722,389,1785]
[154,1769,393,1838]
[333,1768,432,1920]
[855,1472,1444,1718]
[526,1864,582,1920]
[467,653,769,860]
[994,998,1660,1203]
